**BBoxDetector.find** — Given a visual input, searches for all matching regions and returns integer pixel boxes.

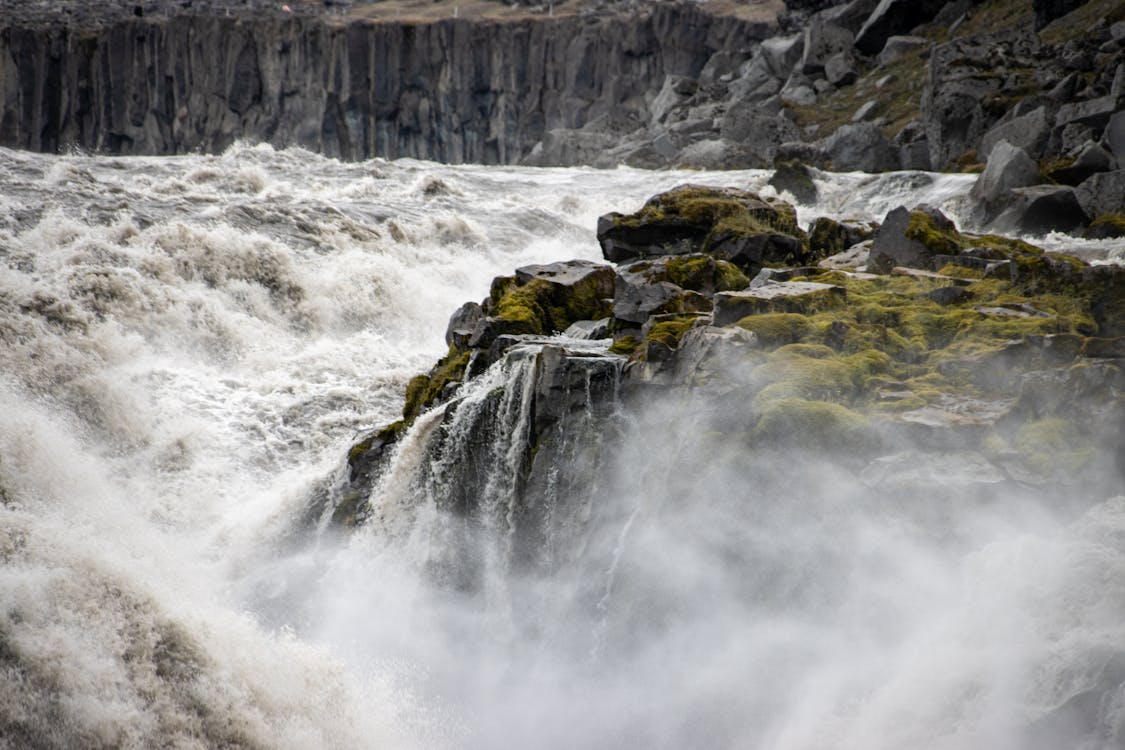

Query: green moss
[1014,417,1092,475]
[662,255,749,292]
[753,398,876,451]
[905,210,961,256]
[496,278,551,333]
[735,313,812,346]
[609,335,641,356]
[1084,214,1125,240]
[647,317,698,348]
[402,347,471,422]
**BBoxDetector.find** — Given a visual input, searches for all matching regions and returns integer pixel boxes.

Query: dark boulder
[979,106,1051,160]
[868,205,958,274]
[854,0,947,56]
[597,185,809,273]
[768,161,819,204]
[969,140,1041,212]
[992,186,1090,236]
[1048,141,1116,186]
[445,301,484,349]
[1032,0,1091,30]
[713,281,847,326]
[1075,170,1125,220]
[822,122,898,172]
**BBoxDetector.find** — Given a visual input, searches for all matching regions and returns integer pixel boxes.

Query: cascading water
[1,143,1124,749]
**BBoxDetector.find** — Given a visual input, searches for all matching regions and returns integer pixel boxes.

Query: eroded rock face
[0,3,768,162]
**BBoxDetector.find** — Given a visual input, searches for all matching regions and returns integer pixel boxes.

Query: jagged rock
[514,260,616,299]
[868,205,956,274]
[1056,96,1124,132]
[979,106,1051,160]
[852,100,881,122]
[854,0,947,56]
[921,30,1040,169]
[597,185,808,273]
[712,281,846,325]
[800,16,854,75]
[780,75,818,106]
[821,122,898,172]
[818,242,871,269]
[768,161,819,204]
[992,186,1090,236]
[1050,141,1116,186]
[969,140,1041,211]
[718,103,801,165]
[824,51,858,86]
[1105,111,1125,162]
[759,33,807,78]
[877,35,927,65]
[808,216,875,257]
[776,140,831,167]
[563,319,612,340]
[1075,170,1125,220]
[649,76,694,125]
[446,301,484,349]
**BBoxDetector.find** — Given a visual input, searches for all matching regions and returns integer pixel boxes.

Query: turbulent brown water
[1,143,1123,749]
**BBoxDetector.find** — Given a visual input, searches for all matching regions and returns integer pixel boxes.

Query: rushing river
[1,143,1123,749]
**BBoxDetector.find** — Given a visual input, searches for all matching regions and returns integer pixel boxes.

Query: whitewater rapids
[0,143,1123,749]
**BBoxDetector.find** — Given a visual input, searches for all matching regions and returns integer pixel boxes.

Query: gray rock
[824,51,858,86]
[769,161,819,205]
[776,140,831,167]
[1075,170,1125,219]
[992,185,1090,236]
[719,103,801,165]
[779,76,818,106]
[852,100,881,122]
[854,0,948,56]
[801,16,854,75]
[650,76,692,126]
[759,33,807,78]
[969,140,1040,210]
[526,129,617,167]
[979,106,1051,160]
[877,35,928,65]
[652,131,678,160]
[562,319,612,340]
[1105,110,1125,162]
[1056,95,1123,131]
[713,281,846,325]
[868,205,955,274]
[899,140,932,170]
[1050,141,1116,186]
[446,301,485,349]
[822,122,898,172]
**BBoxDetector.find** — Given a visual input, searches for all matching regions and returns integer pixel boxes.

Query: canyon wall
[0,6,771,162]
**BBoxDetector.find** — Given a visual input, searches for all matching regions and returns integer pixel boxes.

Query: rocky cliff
[0,0,773,162]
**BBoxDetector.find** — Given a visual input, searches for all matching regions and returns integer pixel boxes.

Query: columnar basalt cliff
[0,1,771,162]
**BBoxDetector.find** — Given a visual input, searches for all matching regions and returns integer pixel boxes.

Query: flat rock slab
[713,281,845,326]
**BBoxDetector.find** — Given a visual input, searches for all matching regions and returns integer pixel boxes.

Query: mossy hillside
[752,398,878,452]
[718,259,1102,424]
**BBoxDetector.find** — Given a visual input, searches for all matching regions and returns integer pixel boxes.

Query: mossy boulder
[472,260,615,347]
[597,185,810,273]
[1083,214,1125,240]
[868,205,961,274]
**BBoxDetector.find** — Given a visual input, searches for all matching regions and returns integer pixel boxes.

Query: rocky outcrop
[333,186,1125,543]
[0,1,771,162]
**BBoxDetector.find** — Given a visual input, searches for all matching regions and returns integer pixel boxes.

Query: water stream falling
[1,143,1124,748]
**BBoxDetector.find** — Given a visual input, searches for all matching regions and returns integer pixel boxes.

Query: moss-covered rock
[753,398,878,452]
[597,185,810,273]
[1083,214,1125,240]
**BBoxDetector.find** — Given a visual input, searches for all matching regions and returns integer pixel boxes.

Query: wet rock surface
[339,186,1125,537]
